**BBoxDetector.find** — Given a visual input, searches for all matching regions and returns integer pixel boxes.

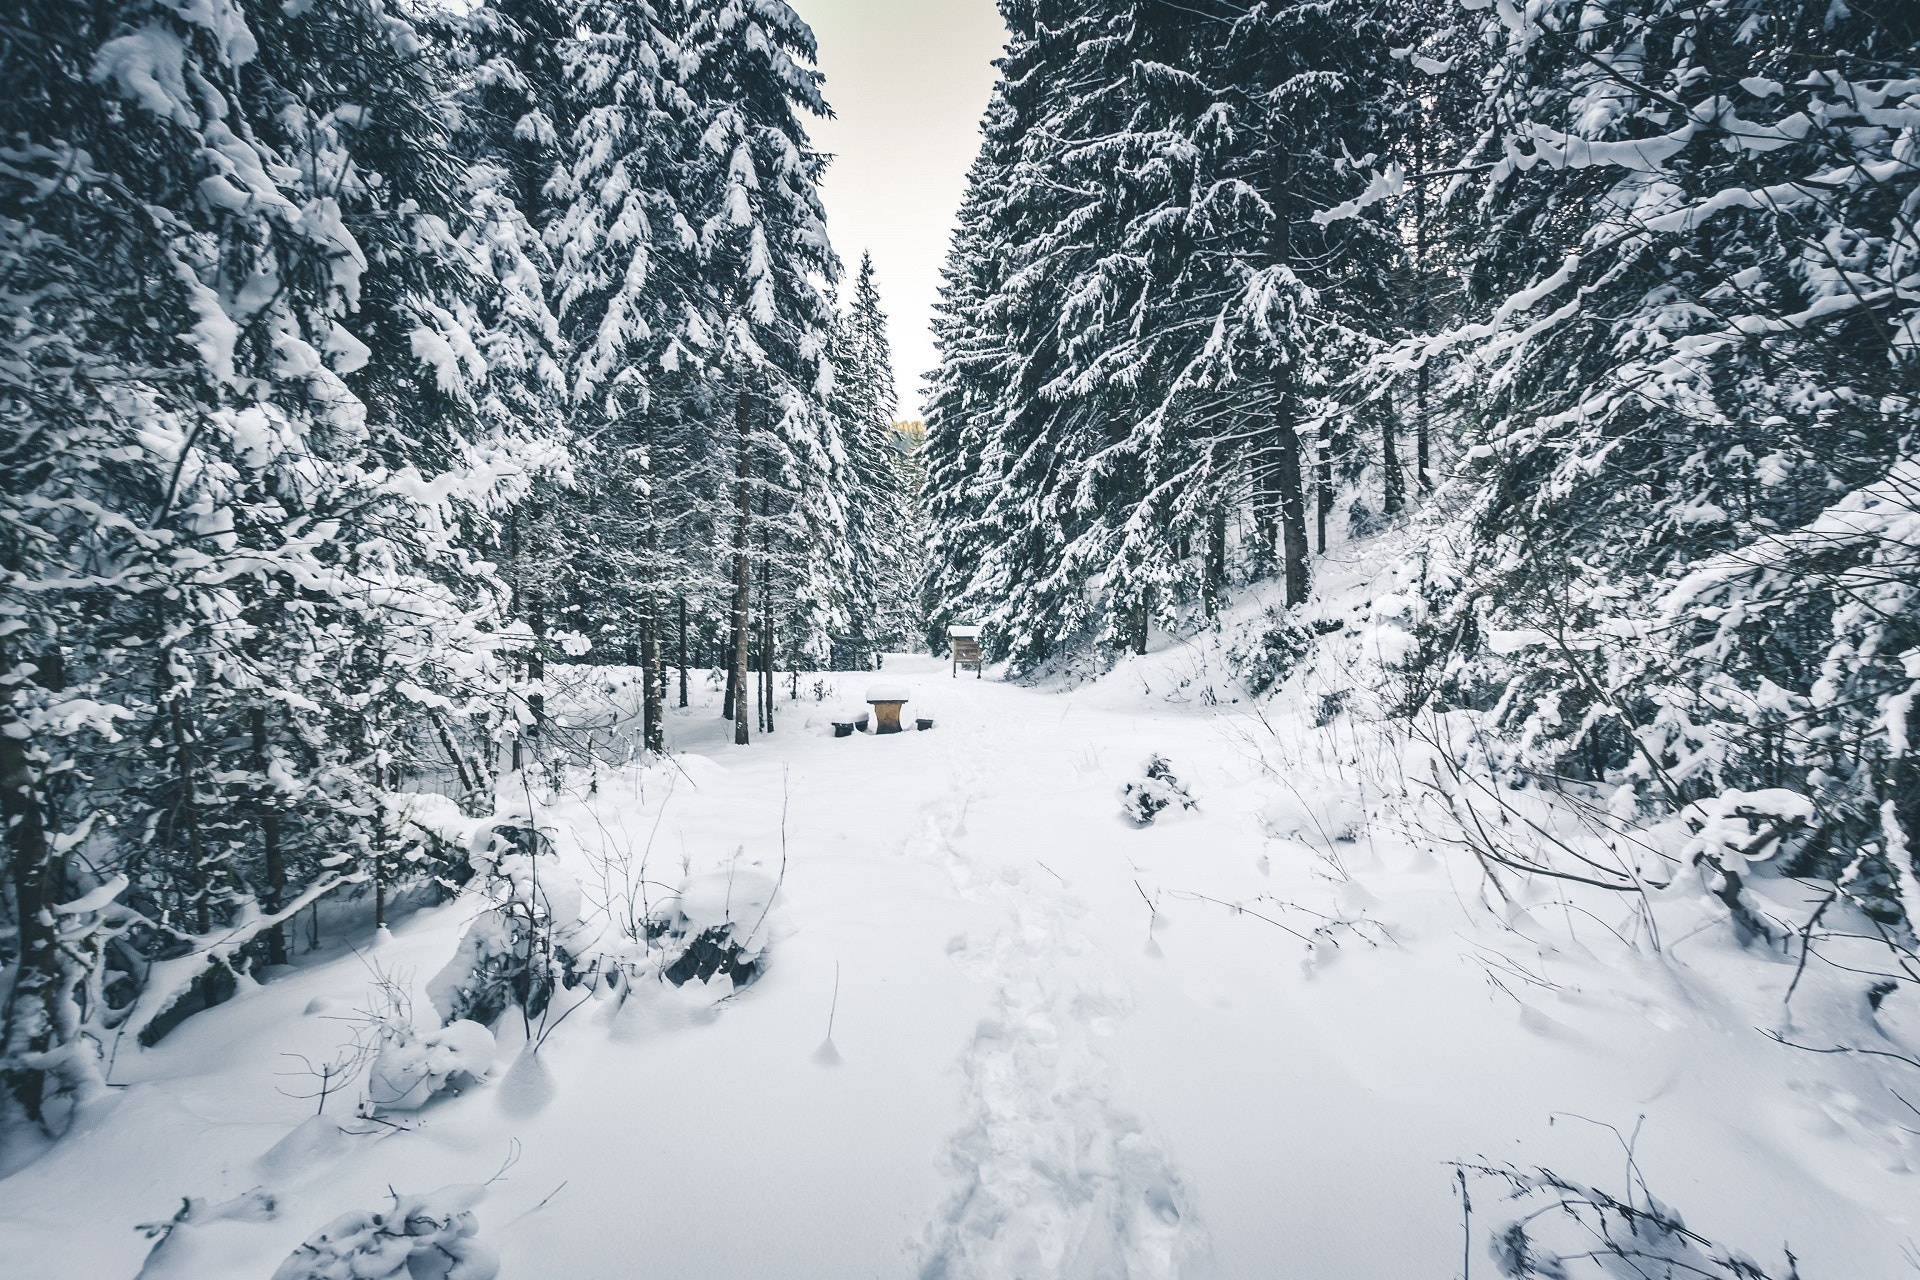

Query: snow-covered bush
[647,863,777,990]
[362,1020,495,1115]
[269,1185,497,1280]
[1227,618,1313,697]
[1472,1163,1798,1280]
[1120,756,1196,827]
[427,823,585,1028]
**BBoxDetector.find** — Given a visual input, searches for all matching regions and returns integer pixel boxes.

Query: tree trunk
[1,639,58,1123]
[677,597,689,708]
[1275,402,1311,608]
[1204,505,1227,619]
[1416,361,1432,492]
[762,610,775,734]
[526,595,545,756]
[1316,434,1333,554]
[1413,110,1433,494]
[643,606,664,754]
[1382,410,1405,516]
[251,707,287,967]
[1254,460,1280,568]
[731,390,753,746]
[758,488,774,734]
[160,647,211,934]
[722,629,737,722]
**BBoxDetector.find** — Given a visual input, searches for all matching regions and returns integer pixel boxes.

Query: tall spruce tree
[677,0,843,742]
[923,0,1405,669]
[2,0,544,1127]
[1408,0,1920,920]
[833,252,914,659]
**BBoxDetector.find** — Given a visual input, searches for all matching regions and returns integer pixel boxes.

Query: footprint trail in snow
[913,803,1200,1280]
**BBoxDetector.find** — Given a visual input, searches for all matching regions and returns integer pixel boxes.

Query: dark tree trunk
[1316,434,1332,554]
[643,608,664,754]
[762,610,775,734]
[526,595,545,752]
[758,486,772,734]
[1,639,58,1124]
[159,647,211,934]
[1254,460,1280,567]
[677,597,689,708]
[1382,410,1405,516]
[1275,403,1311,608]
[722,629,737,722]
[251,707,287,967]
[1416,362,1432,492]
[1204,505,1227,618]
[731,390,753,746]
[1413,111,1433,494]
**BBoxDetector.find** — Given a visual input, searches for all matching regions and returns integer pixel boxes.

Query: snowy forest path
[14,653,1915,1280]
[907,788,1197,1278]
[654,657,1213,1277]
[573,654,1226,1278]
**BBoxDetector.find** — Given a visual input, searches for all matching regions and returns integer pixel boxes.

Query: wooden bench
[866,685,909,735]
[949,625,983,679]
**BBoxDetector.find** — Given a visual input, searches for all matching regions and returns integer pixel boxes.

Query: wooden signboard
[949,626,983,679]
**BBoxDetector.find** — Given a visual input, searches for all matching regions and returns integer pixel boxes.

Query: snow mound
[363,1020,495,1114]
[652,864,777,989]
[269,1184,497,1280]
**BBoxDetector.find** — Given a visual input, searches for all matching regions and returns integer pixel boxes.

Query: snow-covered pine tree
[676,0,844,742]
[832,252,914,661]
[922,158,1014,653]
[1167,0,1405,609]
[923,0,1406,670]
[448,0,577,780]
[925,0,1149,671]
[3,0,545,1129]
[545,0,707,753]
[1412,0,1920,921]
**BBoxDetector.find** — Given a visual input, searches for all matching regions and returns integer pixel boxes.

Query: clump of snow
[135,1190,278,1280]
[269,1185,497,1280]
[1263,782,1369,847]
[362,1020,494,1115]
[1119,755,1195,826]
[865,683,910,702]
[1681,787,1815,873]
[426,821,586,1027]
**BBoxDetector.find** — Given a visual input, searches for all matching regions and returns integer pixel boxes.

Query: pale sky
[789,0,1008,420]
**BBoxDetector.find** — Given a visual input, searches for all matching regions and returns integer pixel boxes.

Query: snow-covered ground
[4,559,1918,1277]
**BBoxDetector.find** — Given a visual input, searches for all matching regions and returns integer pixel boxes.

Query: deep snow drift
[3,552,1917,1279]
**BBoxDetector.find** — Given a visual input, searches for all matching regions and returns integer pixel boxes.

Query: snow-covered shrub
[1121,756,1196,826]
[1227,617,1313,697]
[427,823,585,1028]
[1471,1163,1798,1280]
[1347,499,1386,539]
[269,1185,497,1280]
[362,1020,495,1115]
[648,863,777,990]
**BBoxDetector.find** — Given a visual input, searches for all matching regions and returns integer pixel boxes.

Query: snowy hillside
[4,531,1915,1278]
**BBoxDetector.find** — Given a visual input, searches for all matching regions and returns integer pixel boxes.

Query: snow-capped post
[949,626,983,679]
[865,685,910,735]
